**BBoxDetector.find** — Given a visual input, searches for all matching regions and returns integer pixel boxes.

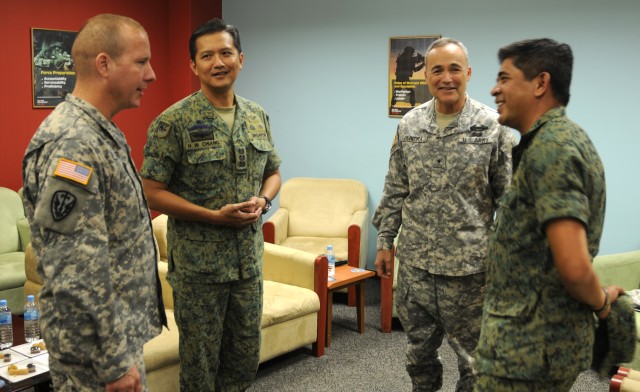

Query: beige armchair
[0,187,30,313]
[262,177,369,305]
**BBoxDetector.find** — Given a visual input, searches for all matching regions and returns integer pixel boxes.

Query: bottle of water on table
[0,299,13,349]
[327,245,336,282]
[24,295,40,342]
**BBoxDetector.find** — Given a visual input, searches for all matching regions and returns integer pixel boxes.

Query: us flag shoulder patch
[53,158,93,185]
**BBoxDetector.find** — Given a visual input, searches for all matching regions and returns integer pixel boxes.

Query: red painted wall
[0,0,221,192]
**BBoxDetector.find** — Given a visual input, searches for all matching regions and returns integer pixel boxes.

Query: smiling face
[491,58,537,133]
[190,31,244,103]
[425,43,471,114]
[108,25,156,113]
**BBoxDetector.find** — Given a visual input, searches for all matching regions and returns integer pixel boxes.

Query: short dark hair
[498,38,573,105]
[189,18,242,61]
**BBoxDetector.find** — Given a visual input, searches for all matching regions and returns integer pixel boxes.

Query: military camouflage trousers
[49,347,146,391]
[172,275,263,392]
[474,374,577,391]
[397,264,486,392]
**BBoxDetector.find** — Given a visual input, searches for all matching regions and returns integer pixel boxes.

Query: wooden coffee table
[325,265,375,347]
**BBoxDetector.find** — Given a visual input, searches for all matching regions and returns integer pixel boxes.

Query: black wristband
[593,288,609,314]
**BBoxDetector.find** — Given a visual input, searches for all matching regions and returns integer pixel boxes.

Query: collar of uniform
[65,94,128,148]
[525,106,566,135]
[512,106,567,173]
[422,94,472,136]
[192,91,241,135]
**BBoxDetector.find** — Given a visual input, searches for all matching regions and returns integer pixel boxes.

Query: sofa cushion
[0,252,27,290]
[261,280,319,329]
[143,310,179,373]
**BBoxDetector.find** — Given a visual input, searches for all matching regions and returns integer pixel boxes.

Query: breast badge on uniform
[470,124,488,137]
[51,190,76,221]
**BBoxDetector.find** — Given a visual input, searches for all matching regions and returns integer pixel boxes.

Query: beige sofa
[24,214,327,391]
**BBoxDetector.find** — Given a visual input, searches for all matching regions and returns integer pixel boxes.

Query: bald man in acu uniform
[22,14,165,392]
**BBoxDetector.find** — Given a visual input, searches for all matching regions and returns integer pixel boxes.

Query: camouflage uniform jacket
[372,96,514,276]
[475,107,606,380]
[140,91,282,284]
[22,94,165,382]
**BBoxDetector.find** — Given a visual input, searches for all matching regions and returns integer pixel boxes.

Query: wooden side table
[326,265,375,347]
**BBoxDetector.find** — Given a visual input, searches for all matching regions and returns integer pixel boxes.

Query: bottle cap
[0,299,6,307]
[327,245,333,250]
[27,295,35,302]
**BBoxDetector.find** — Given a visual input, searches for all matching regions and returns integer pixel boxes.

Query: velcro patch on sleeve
[53,158,93,185]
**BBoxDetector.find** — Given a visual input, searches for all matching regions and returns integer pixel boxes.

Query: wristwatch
[259,195,271,214]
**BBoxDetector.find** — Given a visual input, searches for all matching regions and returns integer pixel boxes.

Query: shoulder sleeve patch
[53,158,93,186]
[51,190,76,221]
[155,121,171,138]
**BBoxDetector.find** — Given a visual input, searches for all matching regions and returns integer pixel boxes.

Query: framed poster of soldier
[388,35,440,118]
[31,28,78,108]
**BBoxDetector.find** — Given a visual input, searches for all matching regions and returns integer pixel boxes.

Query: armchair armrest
[348,209,369,268]
[262,242,327,356]
[263,242,319,290]
[157,261,173,311]
[263,208,289,244]
[17,217,31,252]
[24,243,42,286]
[152,214,168,262]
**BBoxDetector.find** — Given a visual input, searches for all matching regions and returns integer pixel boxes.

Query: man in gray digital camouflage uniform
[372,37,514,392]
[140,18,281,392]
[22,14,165,392]
[474,38,625,391]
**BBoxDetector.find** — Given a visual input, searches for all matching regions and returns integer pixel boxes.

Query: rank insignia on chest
[53,158,93,185]
[247,121,265,132]
[235,145,247,174]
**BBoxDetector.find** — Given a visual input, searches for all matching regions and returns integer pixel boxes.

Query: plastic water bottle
[327,245,336,282]
[0,299,13,349]
[23,295,40,342]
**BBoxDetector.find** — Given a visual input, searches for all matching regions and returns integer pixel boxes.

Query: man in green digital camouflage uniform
[474,38,625,391]
[22,14,165,391]
[372,38,514,392]
[140,18,281,392]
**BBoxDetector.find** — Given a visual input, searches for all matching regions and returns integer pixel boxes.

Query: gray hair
[426,37,469,65]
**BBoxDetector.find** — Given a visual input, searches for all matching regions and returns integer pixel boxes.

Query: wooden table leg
[357,281,365,333]
[326,291,334,347]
